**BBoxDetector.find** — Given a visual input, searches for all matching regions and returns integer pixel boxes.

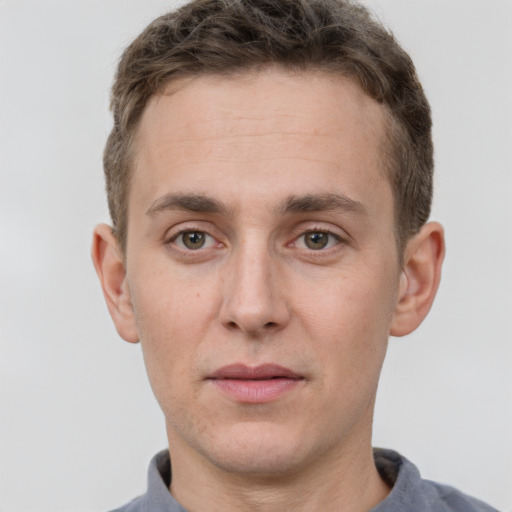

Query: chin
[196,422,319,478]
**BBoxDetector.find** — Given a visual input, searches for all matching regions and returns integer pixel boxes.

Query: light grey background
[0,1,511,511]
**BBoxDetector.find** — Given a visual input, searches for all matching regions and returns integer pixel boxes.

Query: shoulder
[372,449,500,512]
[108,496,142,512]
[107,450,188,512]
[419,479,500,512]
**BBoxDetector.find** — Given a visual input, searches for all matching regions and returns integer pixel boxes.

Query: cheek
[294,268,397,374]
[301,275,395,337]
[128,275,213,402]
[130,261,217,341]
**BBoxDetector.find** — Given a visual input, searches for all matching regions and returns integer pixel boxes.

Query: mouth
[207,364,304,403]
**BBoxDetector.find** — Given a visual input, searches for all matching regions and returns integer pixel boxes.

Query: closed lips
[208,364,303,381]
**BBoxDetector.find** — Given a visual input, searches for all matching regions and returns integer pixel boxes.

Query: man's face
[124,69,402,476]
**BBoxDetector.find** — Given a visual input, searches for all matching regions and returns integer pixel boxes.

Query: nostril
[264,322,276,328]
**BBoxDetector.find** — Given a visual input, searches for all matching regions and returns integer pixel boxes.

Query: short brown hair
[104,0,433,254]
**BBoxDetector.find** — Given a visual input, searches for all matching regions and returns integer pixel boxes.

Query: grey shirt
[110,449,499,512]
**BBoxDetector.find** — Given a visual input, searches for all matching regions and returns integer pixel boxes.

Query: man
[91,0,498,510]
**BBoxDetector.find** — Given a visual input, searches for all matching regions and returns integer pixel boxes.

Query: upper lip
[209,364,303,380]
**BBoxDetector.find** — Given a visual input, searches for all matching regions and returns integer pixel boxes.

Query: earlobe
[390,222,445,337]
[91,224,139,343]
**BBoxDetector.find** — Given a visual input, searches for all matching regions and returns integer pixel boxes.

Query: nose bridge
[220,234,288,335]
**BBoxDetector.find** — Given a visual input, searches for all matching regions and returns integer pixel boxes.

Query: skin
[93,68,444,512]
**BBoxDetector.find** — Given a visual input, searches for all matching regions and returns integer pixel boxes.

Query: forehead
[139,69,386,156]
[129,68,391,218]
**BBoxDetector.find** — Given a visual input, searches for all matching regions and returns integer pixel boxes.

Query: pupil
[307,232,328,249]
[184,232,205,249]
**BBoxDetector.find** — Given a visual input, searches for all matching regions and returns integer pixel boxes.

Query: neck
[167,429,390,512]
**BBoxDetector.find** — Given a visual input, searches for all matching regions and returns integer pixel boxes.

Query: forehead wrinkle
[159,111,327,144]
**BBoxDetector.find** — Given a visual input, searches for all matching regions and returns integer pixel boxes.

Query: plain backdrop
[0,1,511,511]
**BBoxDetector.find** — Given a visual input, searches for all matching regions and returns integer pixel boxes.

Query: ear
[390,221,445,337]
[91,224,139,343]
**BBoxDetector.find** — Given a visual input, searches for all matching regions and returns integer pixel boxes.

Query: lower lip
[210,378,302,403]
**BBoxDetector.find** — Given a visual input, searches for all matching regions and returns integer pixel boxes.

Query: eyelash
[168,229,219,251]
[292,229,343,251]
[165,227,345,255]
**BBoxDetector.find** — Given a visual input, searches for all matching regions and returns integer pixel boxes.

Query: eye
[173,230,216,250]
[297,231,340,250]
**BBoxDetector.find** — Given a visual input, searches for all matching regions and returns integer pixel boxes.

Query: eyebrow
[145,191,368,218]
[145,193,230,216]
[279,193,369,216]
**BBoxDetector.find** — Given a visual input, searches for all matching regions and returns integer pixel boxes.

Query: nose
[220,243,290,337]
